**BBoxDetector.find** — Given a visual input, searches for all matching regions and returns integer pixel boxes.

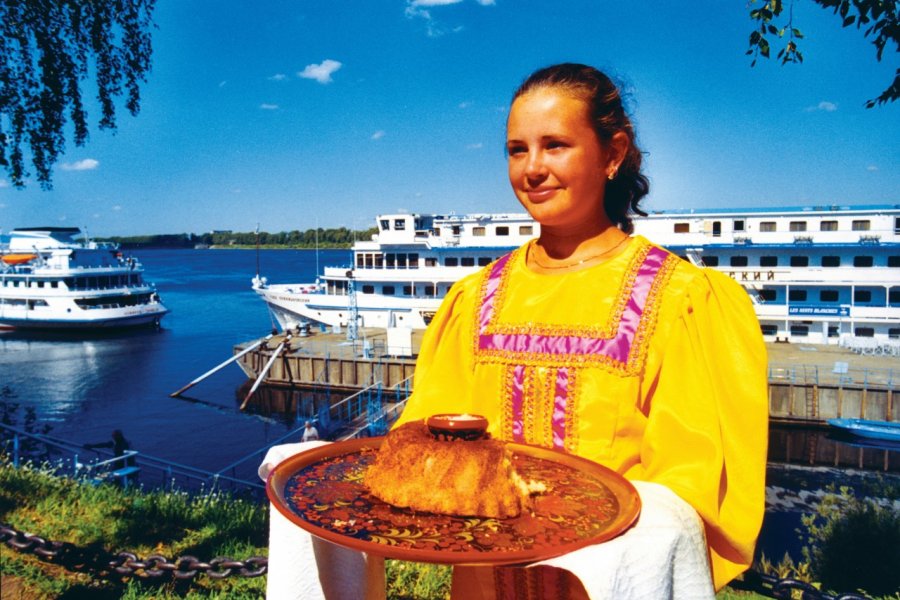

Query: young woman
[394,63,768,596]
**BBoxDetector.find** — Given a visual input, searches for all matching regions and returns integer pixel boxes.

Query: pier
[234,330,899,470]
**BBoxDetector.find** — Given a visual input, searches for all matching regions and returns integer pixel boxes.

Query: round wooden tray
[267,437,641,566]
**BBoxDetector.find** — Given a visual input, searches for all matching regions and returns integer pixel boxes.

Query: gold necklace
[528,236,630,270]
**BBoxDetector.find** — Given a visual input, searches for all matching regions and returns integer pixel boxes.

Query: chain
[3,521,878,598]
[0,522,267,582]
[730,568,873,600]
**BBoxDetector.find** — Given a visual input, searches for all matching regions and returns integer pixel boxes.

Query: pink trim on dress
[479,246,667,364]
[552,368,569,449]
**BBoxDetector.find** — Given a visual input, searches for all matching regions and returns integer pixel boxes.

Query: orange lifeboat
[1,253,37,265]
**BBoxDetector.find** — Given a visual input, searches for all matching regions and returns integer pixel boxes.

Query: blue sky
[1,0,897,236]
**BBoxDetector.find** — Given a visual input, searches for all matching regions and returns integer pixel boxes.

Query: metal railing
[1,424,264,499]
[768,363,896,389]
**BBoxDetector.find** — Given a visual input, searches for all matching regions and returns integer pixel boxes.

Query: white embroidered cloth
[259,442,715,600]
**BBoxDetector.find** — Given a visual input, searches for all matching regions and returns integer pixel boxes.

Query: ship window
[822,256,841,267]
[789,221,807,232]
[403,286,412,296]
[408,253,419,268]
[828,326,840,338]
[397,254,407,268]
[854,290,872,303]
[478,257,492,266]
[760,256,778,267]
[853,256,873,267]
[356,255,364,267]
[854,327,875,337]
[712,221,721,237]
[361,285,375,294]
[374,254,384,268]
[473,227,486,237]
[461,257,475,267]
[790,325,809,337]
[380,219,390,231]
[452,226,461,235]
[386,254,396,268]
[790,256,809,267]
[820,220,838,231]
[820,290,839,302]
[383,286,395,295]
[889,256,900,267]
[365,255,373,268]
[519,225,533,235]
[496,226,510,236]
[789,290,807,302]
[759,289,777,302]
[851,220,870,231]
[703,256,719,267]
[37,281,45,288]
[730,256,748,267]
[733,220,745,232]
[760,221,777,232]
[394,219,406,230]
[896,217,900,233]
[424,257,437,267]
[889,328,900,339]
[890,290,900,305]
[760,324,777,336]
[444,257,458,267]
[424,285,435,296]
[673,223,689,233]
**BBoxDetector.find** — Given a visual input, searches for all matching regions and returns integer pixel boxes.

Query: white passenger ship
[0,227,169,329]
[253,205,900,345]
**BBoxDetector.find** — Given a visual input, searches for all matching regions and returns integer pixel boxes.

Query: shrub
[801,485,900,596]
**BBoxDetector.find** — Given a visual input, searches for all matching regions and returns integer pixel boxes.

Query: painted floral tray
[266,437,641,565]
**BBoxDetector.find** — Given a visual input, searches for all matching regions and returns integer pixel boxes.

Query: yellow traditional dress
[395,235,768,592]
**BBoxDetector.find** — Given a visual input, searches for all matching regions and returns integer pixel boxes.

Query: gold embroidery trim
[474,245,680,378]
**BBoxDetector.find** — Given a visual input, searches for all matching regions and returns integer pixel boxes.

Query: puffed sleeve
[393,273,480,426]
[639,268,768,590]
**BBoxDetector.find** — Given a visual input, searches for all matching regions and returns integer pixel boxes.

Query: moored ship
[253,205,899,346]
[0,227,169,329]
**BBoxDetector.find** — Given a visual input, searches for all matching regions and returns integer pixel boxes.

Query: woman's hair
[512,63,649,233]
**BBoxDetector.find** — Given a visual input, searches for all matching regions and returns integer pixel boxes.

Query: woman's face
[506,87,615,232]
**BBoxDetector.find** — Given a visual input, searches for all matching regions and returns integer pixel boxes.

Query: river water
[0,248,350,480]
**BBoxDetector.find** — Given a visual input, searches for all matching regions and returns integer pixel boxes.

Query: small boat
[826,418,900,443]
[0,227,169,330]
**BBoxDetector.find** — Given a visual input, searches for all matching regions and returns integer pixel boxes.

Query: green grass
[0,457,780,600]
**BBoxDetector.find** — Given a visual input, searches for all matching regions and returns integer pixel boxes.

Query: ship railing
[1,424,265,500]
[839,336,900,357]
[768,362,895,389]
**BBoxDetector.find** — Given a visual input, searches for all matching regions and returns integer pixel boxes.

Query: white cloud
[466,142,483,149]
[475,0,495,4]
[806,101,838,112]
[371,130,386,140]
[458,101,471,109]
[112,205,122,211]
[219,80,227,88]
[260,103,279,110]
[61,158,99,171]
[298,59,342,84]
[268,73,287,81]
[411,0,463,5]
[0,180,8,188]
[92,213,100,219]
[867,165,879,172]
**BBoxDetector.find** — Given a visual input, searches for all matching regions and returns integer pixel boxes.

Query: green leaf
[792,28,804,39]
[843,15,856,26]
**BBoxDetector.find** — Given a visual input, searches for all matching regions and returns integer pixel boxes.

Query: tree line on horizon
[98,227,379,249]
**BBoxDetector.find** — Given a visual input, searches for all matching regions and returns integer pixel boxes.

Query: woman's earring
[607,168,617,181]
